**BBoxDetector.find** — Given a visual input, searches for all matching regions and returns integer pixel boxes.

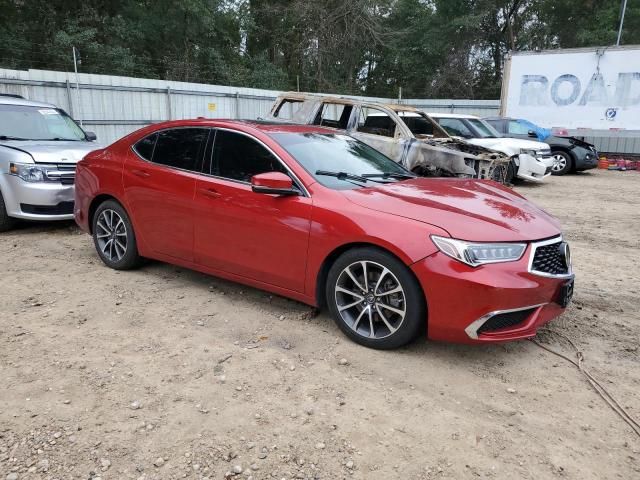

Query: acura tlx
[74,120,574,349]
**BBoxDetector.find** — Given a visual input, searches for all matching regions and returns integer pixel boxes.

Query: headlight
[520,148,537,157]
[9,163,47,182]
[431,235,526,267]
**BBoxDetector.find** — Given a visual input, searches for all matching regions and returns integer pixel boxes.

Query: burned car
[266,93,510,182]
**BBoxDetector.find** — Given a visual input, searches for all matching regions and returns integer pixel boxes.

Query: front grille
[21,201,74,215]
[47,164,76,185]
[478,308,536,334]
[531,240,569,275]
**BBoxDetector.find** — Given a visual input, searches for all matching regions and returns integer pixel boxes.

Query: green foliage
[0,0,637,99]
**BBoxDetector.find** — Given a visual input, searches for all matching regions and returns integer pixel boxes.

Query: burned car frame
[266,93,510,182]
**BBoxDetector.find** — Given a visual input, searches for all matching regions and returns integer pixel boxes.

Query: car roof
[427,112,480,119]
[484,116,518,121]
[276,91,422,113]
[137,119,335,135]
[0,95,57,108]
[239,120,335,134]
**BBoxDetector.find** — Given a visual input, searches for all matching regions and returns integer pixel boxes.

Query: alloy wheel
[95,209,128,262]
[334,260,406,339]
[552,154,567,172]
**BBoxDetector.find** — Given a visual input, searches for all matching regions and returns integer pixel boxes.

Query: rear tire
[0,190,16,232]
[92,200,141,270]
[325,247,426,349]
[551,151,572,176]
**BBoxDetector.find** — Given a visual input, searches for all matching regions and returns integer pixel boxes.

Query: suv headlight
[520,148,537,157]
[9,163,48,182]
[431,235,526,267]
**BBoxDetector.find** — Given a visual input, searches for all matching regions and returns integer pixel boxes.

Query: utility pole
[616,0,628,46]
[72,46,82,126]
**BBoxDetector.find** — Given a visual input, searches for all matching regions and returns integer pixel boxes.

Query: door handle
[131,169,151,178]
[198,187,222,199]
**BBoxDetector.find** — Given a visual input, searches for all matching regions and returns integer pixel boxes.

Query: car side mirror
[527,130,537,138]
[251,172,298,196]
[85,131,97,141]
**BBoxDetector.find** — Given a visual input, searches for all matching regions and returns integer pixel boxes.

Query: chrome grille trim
[527,236,573,278]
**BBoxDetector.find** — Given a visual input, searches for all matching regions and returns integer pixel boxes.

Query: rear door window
[211,130,287,182]
[273,99,304,120]
[312,103,353,129]
[151,128,209,172]
[133,133,157,161]
[357,107,397,137]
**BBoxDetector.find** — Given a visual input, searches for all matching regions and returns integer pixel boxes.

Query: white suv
[429,113,555,183]
[0,94,100,231]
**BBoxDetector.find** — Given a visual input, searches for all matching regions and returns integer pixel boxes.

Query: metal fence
[0,68,637,154]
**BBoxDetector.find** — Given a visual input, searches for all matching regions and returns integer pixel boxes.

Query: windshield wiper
[315,170,372,183]
[0,135,28,141]
[40,137,79,141]
[361,172,416,180]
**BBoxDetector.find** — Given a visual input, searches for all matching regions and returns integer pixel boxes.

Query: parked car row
[483,116,600,175]
[266,93,599,185]
[1,93,575,350]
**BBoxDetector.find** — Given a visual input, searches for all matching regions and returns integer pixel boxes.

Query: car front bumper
[1,173,75,220]
[516,154,551,183]
[574,150,599,171]
[411,249,572,344]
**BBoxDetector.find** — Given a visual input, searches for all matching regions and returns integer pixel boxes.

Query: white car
[428,113,555,183]
[0,94,100,231]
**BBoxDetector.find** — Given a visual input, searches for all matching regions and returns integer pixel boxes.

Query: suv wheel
[551,151,572,176]
[326,247,426,349]
[92,200,141,270]
[0,190,16,232]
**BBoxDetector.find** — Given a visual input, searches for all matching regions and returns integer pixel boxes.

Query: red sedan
[74,120,574,349]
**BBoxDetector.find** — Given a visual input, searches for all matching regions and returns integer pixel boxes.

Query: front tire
[551,151,572,175]
[0,190,16,232]
[326,247,426,349]
[92,200,141,270]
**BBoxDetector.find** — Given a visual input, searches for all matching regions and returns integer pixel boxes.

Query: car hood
[341,178,561,242]
[0,140,102,164]
[466,137,550,155]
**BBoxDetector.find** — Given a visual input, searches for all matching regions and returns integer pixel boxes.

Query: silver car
[0,94,100,231]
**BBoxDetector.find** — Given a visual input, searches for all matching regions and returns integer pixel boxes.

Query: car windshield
[271,133,411,190]
[0,104,87,141]
[467,118,502,138]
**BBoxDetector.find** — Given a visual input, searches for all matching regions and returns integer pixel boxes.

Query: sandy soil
[1,169,639,480]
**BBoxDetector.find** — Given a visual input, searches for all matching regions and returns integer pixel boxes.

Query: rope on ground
[529,328,640,438]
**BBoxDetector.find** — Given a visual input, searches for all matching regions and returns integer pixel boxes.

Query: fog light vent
[477,308,536,334]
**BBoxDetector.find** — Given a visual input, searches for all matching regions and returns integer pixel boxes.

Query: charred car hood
[0,140,101,164]
[341,178,561,242]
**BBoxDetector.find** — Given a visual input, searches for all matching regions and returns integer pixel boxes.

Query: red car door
[193,129,312,292]
[123,127,209,261]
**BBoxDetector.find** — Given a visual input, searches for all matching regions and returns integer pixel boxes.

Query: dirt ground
[1,169,639,480]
